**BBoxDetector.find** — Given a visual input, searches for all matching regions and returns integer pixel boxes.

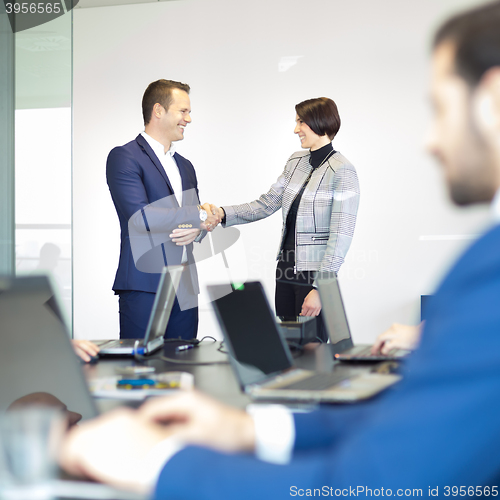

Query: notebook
[208,281,400,403]
[316,273,411,362]
[95,266,182,356]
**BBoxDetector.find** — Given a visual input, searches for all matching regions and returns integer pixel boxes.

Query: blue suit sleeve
[155,366,500,499]
[293,402,372,450]
[154,446,330,500]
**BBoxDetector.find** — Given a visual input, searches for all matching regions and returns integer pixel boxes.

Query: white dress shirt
[141,131,188,263]
[491,188,500,222]
[246,404,295,464]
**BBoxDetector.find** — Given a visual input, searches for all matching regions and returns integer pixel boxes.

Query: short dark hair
[295,97,341,141]
[433,0,500,86]
[142,79,190,125]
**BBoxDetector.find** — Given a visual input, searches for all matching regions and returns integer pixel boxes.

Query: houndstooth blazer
[223,149,360,281]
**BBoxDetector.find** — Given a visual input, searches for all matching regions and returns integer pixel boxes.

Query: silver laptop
[317,273,411,362]
[95,266,182,356]
[0,274,98,420]
[208,282,401,403]
[0,274,150,499]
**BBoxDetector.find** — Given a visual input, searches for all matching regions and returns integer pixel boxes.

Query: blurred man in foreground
[60,1,500,497]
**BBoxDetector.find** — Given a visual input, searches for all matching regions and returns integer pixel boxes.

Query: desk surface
[83,341,378,412]
[65,342,387,500]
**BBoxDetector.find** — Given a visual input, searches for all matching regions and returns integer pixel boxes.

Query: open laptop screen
[317,273,355,354]
[143,266,183,344]
[208,282,293,387]
[0,275,98,421]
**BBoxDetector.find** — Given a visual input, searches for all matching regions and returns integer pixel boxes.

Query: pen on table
[176,344,195,352]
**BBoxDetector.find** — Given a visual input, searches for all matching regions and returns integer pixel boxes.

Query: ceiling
[15,0,180,108]
[75,0,176,8]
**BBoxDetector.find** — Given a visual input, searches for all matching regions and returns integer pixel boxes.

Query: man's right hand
[371,322,423,355]
[138,390,256,454]
[59,407,172,493]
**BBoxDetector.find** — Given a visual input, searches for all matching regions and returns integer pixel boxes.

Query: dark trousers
[118,291,198,340]
[275,251,328,342]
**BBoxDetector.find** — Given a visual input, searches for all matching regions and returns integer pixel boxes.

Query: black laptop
[208,282,400,403]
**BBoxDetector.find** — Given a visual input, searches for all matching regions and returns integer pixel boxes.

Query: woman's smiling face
[294,114,329,151]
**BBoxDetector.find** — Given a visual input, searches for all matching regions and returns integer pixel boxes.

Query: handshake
[200,203,225,232]
[170,203,225,247]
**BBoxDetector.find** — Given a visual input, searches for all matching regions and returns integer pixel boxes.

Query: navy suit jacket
[155,223,500,498]
[107,134,203,294]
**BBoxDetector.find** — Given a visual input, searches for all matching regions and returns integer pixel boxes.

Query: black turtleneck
[282,143,335,251]
[310,142,334,168]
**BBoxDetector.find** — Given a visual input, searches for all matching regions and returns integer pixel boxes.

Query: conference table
[57,340,394,500]
[82,340,391,413]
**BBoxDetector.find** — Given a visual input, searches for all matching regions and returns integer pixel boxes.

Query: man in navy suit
[62,1,500,496]
[106,79,220,340]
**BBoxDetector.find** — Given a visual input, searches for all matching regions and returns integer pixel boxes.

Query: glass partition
[0,3,15,276]
[15,11,73,331]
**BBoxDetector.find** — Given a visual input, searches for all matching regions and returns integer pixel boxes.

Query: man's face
[426,42,498,206]
[159,88,192,145]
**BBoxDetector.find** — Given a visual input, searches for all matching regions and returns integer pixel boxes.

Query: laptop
[0,274,98,420]
[316,273,411,362]
[208,282,401,403]
[0,274,147,499]
[94,266,182,356]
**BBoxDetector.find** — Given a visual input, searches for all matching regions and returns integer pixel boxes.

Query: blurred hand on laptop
[59,391,254,493]
[371,322,423,355]
[139,391,255,454]
[60,406,174,493]
[71,339,100,362]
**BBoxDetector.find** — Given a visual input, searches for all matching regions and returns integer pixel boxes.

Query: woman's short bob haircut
[295,97,341,141]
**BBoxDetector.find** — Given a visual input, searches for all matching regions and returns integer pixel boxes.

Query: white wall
[73,0,490,342]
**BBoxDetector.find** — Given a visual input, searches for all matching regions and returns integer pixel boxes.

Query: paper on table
[88,372,194,400]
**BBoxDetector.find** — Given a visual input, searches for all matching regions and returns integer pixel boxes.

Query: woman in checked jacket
[217,97,360,341]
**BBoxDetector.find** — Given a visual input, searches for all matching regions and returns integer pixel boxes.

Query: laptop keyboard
[282,372,351,391]
[98,339,138,349]
[352,346,402,358]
